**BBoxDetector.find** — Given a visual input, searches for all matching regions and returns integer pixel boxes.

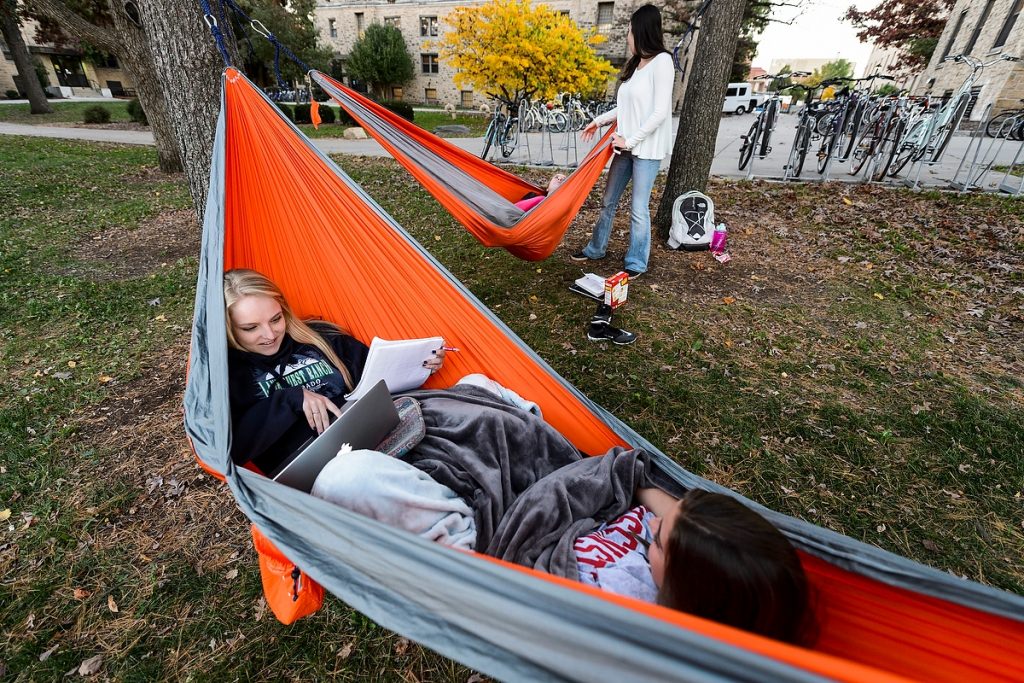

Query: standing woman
[574,4,675,278]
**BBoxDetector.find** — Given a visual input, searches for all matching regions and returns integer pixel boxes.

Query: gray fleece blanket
[401,386,662,579]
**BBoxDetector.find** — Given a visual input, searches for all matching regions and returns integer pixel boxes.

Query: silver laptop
[271,380,400,492]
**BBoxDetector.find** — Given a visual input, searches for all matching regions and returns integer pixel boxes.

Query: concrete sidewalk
[3,117,1022,194]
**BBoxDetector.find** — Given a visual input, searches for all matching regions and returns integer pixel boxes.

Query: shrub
[5,89,19,100]
[126,98,148,125]
[380,99,414,122]
[82,105,111,124]
[275,102,294,121]
[336,107,356,126]
[293,103,312,124]
[318,104,336,124]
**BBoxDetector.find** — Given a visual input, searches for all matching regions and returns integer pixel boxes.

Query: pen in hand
[441,346,460,353]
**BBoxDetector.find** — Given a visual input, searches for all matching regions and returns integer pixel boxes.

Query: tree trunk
[28,0,184,172]
[1,2,52,114]
[105,0,182,173]
[135,0,228,220]
[654,0,747,237]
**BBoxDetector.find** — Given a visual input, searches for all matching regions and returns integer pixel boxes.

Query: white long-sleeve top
[594,52,676,160]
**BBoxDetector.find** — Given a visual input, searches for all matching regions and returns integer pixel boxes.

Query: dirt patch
[70,208,199,280]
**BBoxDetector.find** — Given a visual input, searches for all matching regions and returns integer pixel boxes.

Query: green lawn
[0,100,132,124]
[0,100,488,138]
[1,136,1021,680]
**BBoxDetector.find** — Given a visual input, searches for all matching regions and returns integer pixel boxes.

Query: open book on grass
[345,336,444,401]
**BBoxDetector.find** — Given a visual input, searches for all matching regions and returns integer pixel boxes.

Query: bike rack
[900,110,945,191]
[997,127,1024,196]
[948,103,996,192]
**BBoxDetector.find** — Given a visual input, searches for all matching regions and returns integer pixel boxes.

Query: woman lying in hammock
[224,269,812,645]
[315,448,813,646]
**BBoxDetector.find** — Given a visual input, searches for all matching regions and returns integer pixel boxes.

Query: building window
[355,12,364,36]
[424,87,438,103]
[420,15,438,37]
[964,0,996,56]
[993,0,1023,48]
[392,86,404,100]
[941,10,968,61]
[421,53,439,74]
[460,90,473,108]
[964,85,983,118]
[597,2,614,33]
[384,16,400,28]
[328,18,337,38]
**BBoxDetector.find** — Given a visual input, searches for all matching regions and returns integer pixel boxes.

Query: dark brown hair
[657,490,814,645]
[621,4,669,82]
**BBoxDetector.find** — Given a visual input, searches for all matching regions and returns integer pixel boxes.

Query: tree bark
[135,0,228,219]
[28,0,184,172]
[1,1,52,114]
[654,0,748,236]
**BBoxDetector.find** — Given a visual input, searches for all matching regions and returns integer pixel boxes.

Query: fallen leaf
[528,313,537,321]
[107,595,119,613]
[466,674,489,683]
[73,588,91,600]
[873,293,884,300]
[53,371,72,380]
[154,314,167,322]
[98,375,113,384]
[39,644,58,662]
[876,524,887,532]
[842,197,853,206]
[78,654,103,676]
[433,234,441,241]
[68,360,77,368]
[0,509,10,522]
[253,597,267,622]
[338,642,354,660]
[922,539,940,552]
[722,296,736,305]
[528,295,538,303]
[224,568,239,581]
[958,463,971,474]
[394,637,410,656]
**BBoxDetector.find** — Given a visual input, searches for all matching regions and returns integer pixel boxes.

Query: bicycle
[889,53,1021,177]
[783,83,826,178]
[737,70,809,171]
[848,93,914,180]
[481,99,521,160]
[985,100,1024,138]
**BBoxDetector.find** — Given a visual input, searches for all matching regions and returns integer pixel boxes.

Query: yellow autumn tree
[436,0,617,106]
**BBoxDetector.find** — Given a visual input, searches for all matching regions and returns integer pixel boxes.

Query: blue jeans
[582,151,661,273]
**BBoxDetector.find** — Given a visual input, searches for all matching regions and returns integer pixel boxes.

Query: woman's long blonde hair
[223,269,354,390]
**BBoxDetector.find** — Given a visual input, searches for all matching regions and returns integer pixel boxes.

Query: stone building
[916,0,1024,119]
[313,0,678,108]
[862,43,922,93]
[0,18,135,98]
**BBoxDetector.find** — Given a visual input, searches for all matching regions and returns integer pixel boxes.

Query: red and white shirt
[574,505,658,602]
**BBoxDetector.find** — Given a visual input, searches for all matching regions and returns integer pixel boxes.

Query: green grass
[291,103,488,139]
[1,138,1022,680]
[0,100,132,125]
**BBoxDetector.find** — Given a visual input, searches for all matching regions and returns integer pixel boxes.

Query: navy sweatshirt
[227,323,369,472]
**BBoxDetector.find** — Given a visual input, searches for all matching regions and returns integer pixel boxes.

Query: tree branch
[29,0,120,54]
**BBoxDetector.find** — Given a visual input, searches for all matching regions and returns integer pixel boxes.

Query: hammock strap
[198,0,232,67]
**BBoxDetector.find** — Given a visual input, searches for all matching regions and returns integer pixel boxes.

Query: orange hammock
[185,69,1024,683]
[310,71,614,261]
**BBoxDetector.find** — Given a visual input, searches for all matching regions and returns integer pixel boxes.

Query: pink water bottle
[710,223,728,253]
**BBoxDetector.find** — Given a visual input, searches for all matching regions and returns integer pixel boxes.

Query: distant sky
[753,0,879,76]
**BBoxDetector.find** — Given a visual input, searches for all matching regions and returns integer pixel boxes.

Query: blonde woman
[223,268,444,471]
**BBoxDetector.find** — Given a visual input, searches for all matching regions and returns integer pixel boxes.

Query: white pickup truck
[722,82,765,115]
